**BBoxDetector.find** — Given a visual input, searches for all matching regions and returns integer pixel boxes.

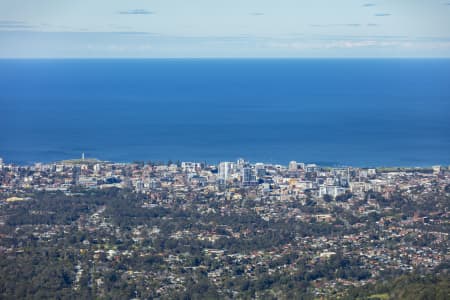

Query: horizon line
[1,56,450,60]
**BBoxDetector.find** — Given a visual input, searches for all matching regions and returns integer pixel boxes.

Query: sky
[0,0,450,58]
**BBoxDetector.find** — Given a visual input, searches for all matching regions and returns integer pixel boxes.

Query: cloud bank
[118,9,154,15]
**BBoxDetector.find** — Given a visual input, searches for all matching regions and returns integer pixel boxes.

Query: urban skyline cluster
[0,155,447,196]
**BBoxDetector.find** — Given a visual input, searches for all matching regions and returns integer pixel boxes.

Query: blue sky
[1,0,450,58]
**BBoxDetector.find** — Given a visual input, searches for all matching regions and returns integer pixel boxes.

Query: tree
[323,194,333,203]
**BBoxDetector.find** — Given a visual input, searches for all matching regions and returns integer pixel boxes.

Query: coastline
[0,155,447,170]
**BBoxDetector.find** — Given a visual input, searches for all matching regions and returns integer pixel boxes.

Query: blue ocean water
[1,59,449,167]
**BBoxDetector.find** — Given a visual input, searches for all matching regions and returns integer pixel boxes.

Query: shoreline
[0,156,447,170]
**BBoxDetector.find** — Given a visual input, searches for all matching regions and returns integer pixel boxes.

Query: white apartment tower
[289,161,298,172]
[218,162,234,180]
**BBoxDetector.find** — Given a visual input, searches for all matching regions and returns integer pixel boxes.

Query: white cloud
[265,38,450,51]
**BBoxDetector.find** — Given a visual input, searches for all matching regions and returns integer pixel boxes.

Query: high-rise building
[93,164,101,173]
[236,158,246,170]
[306,164,318,173]
[218,162,234,180]
[432,165,442,175]
[135,180,144,192]
[288,161,298,172]
[181,162,203,173]
[255,163,266,178]
[241,167,256,186]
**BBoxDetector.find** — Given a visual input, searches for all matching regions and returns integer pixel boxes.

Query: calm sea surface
[1,59,449,166]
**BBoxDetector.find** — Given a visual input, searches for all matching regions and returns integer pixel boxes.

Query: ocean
[0,59,449,167]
